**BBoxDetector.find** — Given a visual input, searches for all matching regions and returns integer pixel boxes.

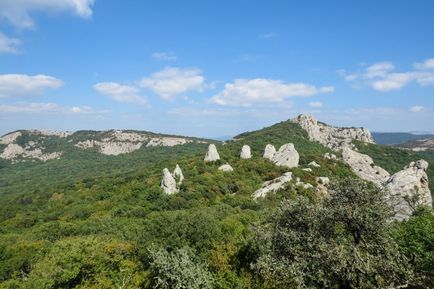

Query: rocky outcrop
[272,143,299,168]
[161,168,179,194]
[204,144,220,162]
[0,132,22,145]
[0,143,62,162]
[263,144,276,160]
[218,164,234,172]
[302,168,313,172]
[252,172,292,199]
[240,145,252,159]
[173,164,184,185]
[75,140,142,156]
[292,114,374,149]
[146,137,191,147]
[316,177,330,185]
[324,152,337,160]
[341,147,390,186]
[308,161,321,168]
[385,160,432,221]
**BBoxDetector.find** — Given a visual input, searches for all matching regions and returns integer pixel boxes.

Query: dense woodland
[0,121,433,288]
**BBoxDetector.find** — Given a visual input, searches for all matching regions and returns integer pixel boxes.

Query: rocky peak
[292,114,375,149]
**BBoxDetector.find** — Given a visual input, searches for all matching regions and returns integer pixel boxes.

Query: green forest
[0,121,433,288]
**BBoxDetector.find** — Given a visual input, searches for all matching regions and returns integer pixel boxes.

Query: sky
[0,0,434,138]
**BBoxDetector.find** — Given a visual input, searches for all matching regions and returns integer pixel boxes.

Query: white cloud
[0,102,60,113]
[0,0,95,29]
[0,74,64,98]
[342,58,434,92]
[140,67,205,100]
[414,58,434,70]
[94,82,147,106]
[309,101,322,108]
[151,52,177,61]
[410,106,424,113]
[0,102,107,115]
[211,78,334,106]
[0,32,21,54]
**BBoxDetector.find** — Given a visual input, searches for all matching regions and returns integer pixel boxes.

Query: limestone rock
[0,131,22,145]
[292,114,374,149]
[385,160,432,221]
[302,168,313,172]
[218,164,234,172]
[272,143,299,168]
[253,172,292,199]
[324,152,337,160]
[161,168,178,194]
[341,147,390,186]
[146,137,190,147]
[240,145,252,159]
[308,161,321,168]
[316,177,330,185]
[0,143,62,162]
[303,183,314,189]
[263,144,276,160]
[204,144,220,162]
[173,164,184,185]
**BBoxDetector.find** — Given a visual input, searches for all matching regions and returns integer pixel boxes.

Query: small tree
[255,178,413,289]
[148,246,214,289]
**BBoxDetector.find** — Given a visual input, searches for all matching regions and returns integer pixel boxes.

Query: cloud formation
[94,82,147,106]
[0,0,95,29]
[309,101,323,108]
[211,78,333,106]
[410,105,424,113]
[151,52,177,61]
[342,58,434,92]
[0,102,107,115]
[0,74,64,98]
[140,67,205,100]
[0,32,21,54]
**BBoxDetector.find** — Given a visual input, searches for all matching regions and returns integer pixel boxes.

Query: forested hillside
[0,121,432,288]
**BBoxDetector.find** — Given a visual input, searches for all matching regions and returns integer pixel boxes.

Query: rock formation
[161,168,179,194]
[316,177,330,185]
[302,168,313,172]
[292,114,374,149]
[341,147,390,186]
[0,143,62,162]
[272,143,299,168]
[324,152,337,160]
[385,160,432,220]
[204,144,220,162]
[263,144,276,160]
[308,161,321,168]
[252,172,292,199]
[240,145,252,159]
[173,164,184,185]
[218,164,234,172]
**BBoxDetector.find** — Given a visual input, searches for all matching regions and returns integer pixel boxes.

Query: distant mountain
[372,132,434,145]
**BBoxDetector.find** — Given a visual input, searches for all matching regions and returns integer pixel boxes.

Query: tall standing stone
[161,168,178,194]
[240,145,252,159]
[204,144,220,162]
[173,164,184,185]
[263,144,276,160]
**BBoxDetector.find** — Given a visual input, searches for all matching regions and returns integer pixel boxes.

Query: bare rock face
[161,168,179,194]
[173,164,184,185]
[385,160,432,221]
[302,168,313,172]
[240,145,252,159]
[0,143,62,162]
[146,137,190,147]
[272,143,299,168]
[218,164,234,172]
[341,147,390,186]
[204,144,220,162]
[263,144,276,160]
[0,132,22,145]
[292,114,374,149]
[252,172,292,199]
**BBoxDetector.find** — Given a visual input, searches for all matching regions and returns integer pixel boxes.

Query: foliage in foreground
[255,178,413,289]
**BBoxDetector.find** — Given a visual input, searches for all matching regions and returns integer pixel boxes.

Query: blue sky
[0,0,433,138]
